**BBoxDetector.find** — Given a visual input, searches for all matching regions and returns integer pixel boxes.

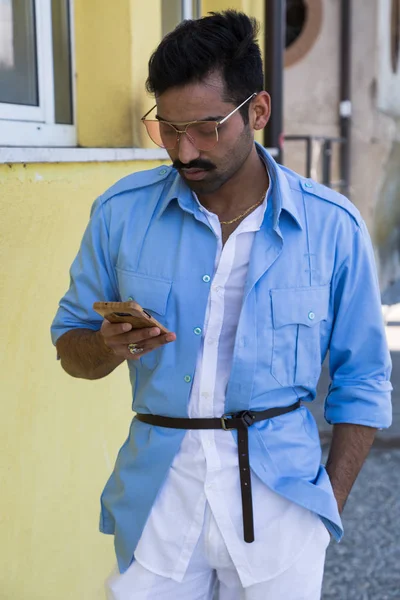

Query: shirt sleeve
[50,197,119,346]
[325,219,392,428]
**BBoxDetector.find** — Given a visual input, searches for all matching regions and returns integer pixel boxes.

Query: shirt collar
[157,171,198,218]
[157,143,303,231]
[191,178,270,234]
[255,143,302,231]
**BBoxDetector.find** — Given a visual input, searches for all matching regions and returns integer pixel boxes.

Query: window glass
[0,0,39,106]
[51,0,73,124]
[286,0,307,49]
[284,0,322,68]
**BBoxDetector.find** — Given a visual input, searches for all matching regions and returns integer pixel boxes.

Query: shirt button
[202,275,211,283]
[194,327,202,335]
[304,181,313,188]
[308,311,315,320]
[184,375,192,383]
[128,296,133,301]
[159,168,168,175]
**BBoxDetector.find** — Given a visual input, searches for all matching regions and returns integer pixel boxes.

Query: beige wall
[284,0,339,141]
[350,0,394,224]
[283,0,397,235]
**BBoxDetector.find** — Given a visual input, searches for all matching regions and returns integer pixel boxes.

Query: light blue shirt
[51,144,392,574]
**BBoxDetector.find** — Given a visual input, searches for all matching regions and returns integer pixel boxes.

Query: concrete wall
[350,0,394,225]
[284,0,339,144]
[374,0,400,296]
[283,0,400,294]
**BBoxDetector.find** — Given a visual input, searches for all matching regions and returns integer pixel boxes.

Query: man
[51,11,392,600]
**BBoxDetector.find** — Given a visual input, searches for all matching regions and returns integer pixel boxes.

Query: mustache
[173,159,216,171]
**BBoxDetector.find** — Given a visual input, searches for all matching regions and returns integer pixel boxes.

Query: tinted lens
[142,120,218,150]
[186,122,218,150]
[142,120,178,149]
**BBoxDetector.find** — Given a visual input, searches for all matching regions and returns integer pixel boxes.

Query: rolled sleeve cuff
[325,380,393,429]
[50,321,101,346]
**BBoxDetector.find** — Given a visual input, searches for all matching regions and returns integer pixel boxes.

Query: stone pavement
[314,304,400,599]
[321,447,400,599]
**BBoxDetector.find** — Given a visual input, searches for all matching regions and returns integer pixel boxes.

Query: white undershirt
[134,186,320,587]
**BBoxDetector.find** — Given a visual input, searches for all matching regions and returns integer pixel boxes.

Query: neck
[197,145,269,219]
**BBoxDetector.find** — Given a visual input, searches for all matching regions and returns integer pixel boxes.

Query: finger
[136,332,176,348]
[101,319,133,338]
[107,326,162,346]
[120,332,176,360]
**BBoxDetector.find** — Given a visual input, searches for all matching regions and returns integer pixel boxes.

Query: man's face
[155,73,255,195]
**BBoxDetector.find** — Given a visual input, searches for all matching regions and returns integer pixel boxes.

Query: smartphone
[92,301,170,335]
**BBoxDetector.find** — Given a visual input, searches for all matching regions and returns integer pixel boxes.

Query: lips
[181,168,208,181]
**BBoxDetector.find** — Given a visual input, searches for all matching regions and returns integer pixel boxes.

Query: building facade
[0,1,399,598]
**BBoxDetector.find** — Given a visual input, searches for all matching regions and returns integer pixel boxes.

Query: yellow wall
[0,160,164,600]
[74,1,134,147]
[129,0,163,148]
[0,1,267,598]
[74,0,163,148]
[202,0,265,59]
[73,0,265,148]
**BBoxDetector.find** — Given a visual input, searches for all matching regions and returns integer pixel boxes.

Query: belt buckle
[240,410,256,427]
[221,412,237,431]
[221,410,256,430]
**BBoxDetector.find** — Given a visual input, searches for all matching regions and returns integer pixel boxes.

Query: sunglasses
[141,93,257,151]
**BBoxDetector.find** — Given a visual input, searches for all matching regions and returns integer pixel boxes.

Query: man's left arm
[325,219,392,511]
[325,423,376,514]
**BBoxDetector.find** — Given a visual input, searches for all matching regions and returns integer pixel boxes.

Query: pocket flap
[116,269,172,315]
[271,286,330,328]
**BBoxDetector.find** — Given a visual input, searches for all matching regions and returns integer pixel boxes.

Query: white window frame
[0,0,76,147]
[0,0,279,164]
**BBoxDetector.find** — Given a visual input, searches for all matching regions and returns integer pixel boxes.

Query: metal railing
[284,135,346,193]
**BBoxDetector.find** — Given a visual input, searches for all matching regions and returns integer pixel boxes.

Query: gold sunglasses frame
[140,92,257,150]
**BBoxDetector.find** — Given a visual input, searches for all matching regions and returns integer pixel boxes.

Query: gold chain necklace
[219,190,267,226]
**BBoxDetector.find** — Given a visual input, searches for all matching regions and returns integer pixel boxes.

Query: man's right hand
[99,319,177,360]
[56,320,176,380]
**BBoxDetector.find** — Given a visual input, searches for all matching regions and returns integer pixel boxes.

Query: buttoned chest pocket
[116,268,172,371]
[270,286,330,387]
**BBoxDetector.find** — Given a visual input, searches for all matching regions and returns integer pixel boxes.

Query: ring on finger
[128,343,144,355]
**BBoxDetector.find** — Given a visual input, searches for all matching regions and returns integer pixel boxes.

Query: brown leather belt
[135,400,301,543]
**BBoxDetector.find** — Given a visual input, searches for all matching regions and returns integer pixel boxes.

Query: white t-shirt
[134,185,320,587]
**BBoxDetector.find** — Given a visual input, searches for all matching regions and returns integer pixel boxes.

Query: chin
[183,176,225,195]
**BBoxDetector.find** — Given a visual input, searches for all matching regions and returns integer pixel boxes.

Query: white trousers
[105,504,330,600]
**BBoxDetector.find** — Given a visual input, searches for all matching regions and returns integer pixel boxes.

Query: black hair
[146,11,264,124]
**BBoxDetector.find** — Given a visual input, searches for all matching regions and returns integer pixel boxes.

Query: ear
[251,92,271,131]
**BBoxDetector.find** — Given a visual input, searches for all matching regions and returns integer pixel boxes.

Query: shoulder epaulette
[298,178,362,226]
[99,165,173,204]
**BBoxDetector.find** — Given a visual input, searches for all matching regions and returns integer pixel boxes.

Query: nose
[177,132,200,165]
